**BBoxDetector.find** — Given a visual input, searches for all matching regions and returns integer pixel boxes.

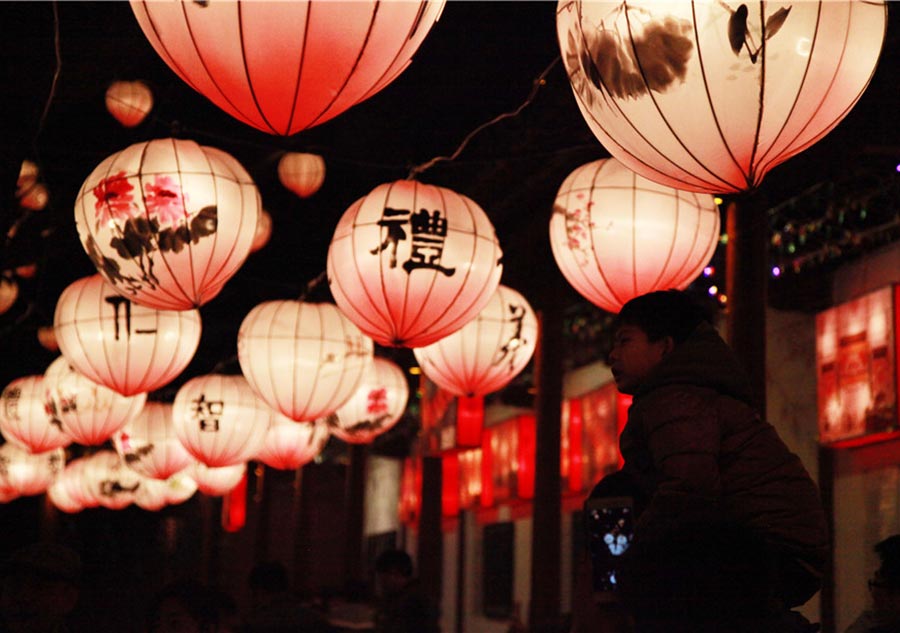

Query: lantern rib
[235,3,280,135]
[401,184,443,343]
[261,303,287,420]
[298,302,318,421]
[661,191,705,290]
[356,2,424,105]
[570,171,614,310]
[66,281,110,393]
[586,163,624,312]
[349,187,396,341]
[284,8,313,138]
[630,170,639,300]
[647,187,684,293]
[315,312,354,423]
[195,150,243,301]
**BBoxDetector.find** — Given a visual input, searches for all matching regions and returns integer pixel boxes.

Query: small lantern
[47,477,83,514]
[15,264,37,279]
[550,158,720,314]
[0,375,72,454]
[82,450,141,510]
[55,274,202,396]
[190,462,246,497]
[19,184,49,211]
[328,180,504,347]
[250,209,273,253]
[37,326,58,352]
[43,356,147,446]
[172,374,271,467]
[105,80,154,128]
[0,277,18,316]
[134,472,197,511]
[74,138,261,310]
[278,153,326,198]
[556,1,887,193]
[16,160,39,198]
[238,301,374,421]
[414,285,539,397]
[256,416,330,471]
[131,1,445,135]
[326,357,409,445]
[0,444,64,497]
[113,402,195,480]
[53,458,98,510]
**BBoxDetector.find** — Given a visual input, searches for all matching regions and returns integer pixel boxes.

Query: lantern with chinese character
[43,356,147,446]
[238,301,374,421]
[326,357,409,445]
[172,374,270,467]
[105,80,154,128]
[256,416,329,471]
[82,450,141,510]
[328,180,504,347]
[55,275,202,396]
[556,1,887,193]
[74,138,261,310]
[250,209,273,254]
[190,462,246,497]
[131,1,445,135]
[113,403,195,480]
[0,444,64,497]
[0,277,18,316]
[414,285,539,397]
[0,376,72,454]
[550,158,720,313]
[278,153,325,198]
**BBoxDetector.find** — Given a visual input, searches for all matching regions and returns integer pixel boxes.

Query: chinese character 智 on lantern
[326,357,409,445]
[556,1,887,193]
[327,180,504,348]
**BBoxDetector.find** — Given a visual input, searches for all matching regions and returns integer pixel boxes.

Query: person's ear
[660,335,675,357]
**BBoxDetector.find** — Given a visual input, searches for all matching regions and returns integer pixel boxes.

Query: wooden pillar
[253,463,270,562]
[818,445,836,633]
[417,456,444,605]
[344,444,368,584]
[455,510,467,633]
[290,466,305,589]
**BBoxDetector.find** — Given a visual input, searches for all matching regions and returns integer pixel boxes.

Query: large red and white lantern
[326,357,409,445]
[550,158,720,313]
[113,403,195,480]
[238,301,374,422]
[414,285,539,397]
[74,138,261,310]
[55,275,202,396]
[256,416,330,471]
[278,153,325,198]
[131,1,445,136]
[0,444,64,497]
[328,180,504,348]
[556,1,887,194]
[43,356,146,446]
[0,376,72,454]
[105,80,154,128]
[172,375,270,467]
[190,462,246,497]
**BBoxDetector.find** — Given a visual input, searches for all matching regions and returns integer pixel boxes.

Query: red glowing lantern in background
[113,403,195,480]
[105,80,153,128]
[255,416,330,471]
[278,153,326,198]
[131,1,445,135]
[0,376,72,454]
[326,357,409,445]
[0,444,64,497]
[37,327,58,352]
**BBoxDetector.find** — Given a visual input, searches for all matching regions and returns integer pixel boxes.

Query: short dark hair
[875,535,900,587]
[375,549,413,578]
[613,289,712,344]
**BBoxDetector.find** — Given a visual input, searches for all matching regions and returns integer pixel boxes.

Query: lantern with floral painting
[105,80,154,128]
[74,138,261,311]
[278,153,325,198]
[134,472,197,511]
[43,356,147,446]
[54,274,202,396]
[556,1,887,194]
[0,277,18,316]
[172,375,270,467]
[131,1,445,135]
[238,301,374,422]
[190,462,246,497]
[256,416,330,471]
[0,376,72,454]
[82,450,141,510]
[326,357,409,445]
[328,180,504,347]
[549,158,720,313]
[0,444,64,497]
[113,402,195,480]
[250,209,273,254]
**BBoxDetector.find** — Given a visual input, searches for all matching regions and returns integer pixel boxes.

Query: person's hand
[570,557,634,633]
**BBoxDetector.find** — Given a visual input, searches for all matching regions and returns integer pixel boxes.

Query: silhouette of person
[845,535,900,633]
[373,550,438,633]
[243,561,331,633]
[0,541,81,633]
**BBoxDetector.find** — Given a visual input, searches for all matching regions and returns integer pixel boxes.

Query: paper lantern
[113,403,195,480]
[82,450,141,510]
[0,486,18,504]
[74,138,261,310]
[43,356,147,446]
[190,462,246,497]
[37,327,58,352]
[326,357,409,445]
[278,153,325,198]
[172,375,270,467]
[105,80,154,127]
[250,209,273,254]
[47,477,83,514]
[556,1,887,194]
[134,472,197,511]
[0,376,72,454]
[15,264,37,279]
[256,416,329,471]
[53,458,98,510]
[414,285,539,397]
[131,1,445,136]
[19,183,49,211]
[549,158,720,313]
[0,444,64,497]
[238,301,374,421]
[0,277,18,316]
[16,160,39,198]
[54,274,202,396]
[328,180,504,347]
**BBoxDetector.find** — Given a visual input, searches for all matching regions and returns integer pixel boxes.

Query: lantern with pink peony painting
[105,80,154,128]
[113,403,195,480]
[256,416,330,470]
[326,357,409,445]
[0,444,64,497]
[0,375,72,454]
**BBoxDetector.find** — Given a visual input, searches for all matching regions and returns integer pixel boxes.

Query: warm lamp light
[0,444,64,497]
[326,357,409,445]
[255,416,330,471]
[278,153,326,198]
[105,80,154,128]
[190,462,246,497]
[0,376,72,454]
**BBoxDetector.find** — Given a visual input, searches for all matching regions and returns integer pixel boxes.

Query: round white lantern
[113,402,195,480]
[0,376,72,454]
[172,375,270,467]
[414,285,539,397]
[0,444,64,497]
[54,274,202,396]
[327,180,504,347]
[238,301,374,422]
[0,277,18,316]
[37,326,58,352]
[549,158,720,313]
[105,80,154,128]
[82,450,141,510]
[278,153,325,198]
[46,477,83,514]
[43,356,147,446]
[250,209,273,253]
[256,416,330,471]
[74,138,261,310]
[190,462,246,497]
[54,458,99,509]
[131,1,445,135]
[326,357,409,445]
[134,472,197,511]
[556,1,887,194]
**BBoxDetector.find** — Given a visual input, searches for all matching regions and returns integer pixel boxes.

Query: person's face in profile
[608,324,673,395]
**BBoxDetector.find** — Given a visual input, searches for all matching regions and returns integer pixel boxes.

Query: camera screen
[585,499,634,592]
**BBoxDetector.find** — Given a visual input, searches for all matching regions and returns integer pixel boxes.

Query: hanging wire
[33,1,62,153]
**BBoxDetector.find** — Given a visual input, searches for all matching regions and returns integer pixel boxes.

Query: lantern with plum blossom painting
[414,285,538,397]
[131,1,445,136]
[43,356,146,446]
[250,210,273,254]
[550,158,719,314]
[0,277,18,316]
[238,301,374,422]
[105,80,153,128]
[278,153,325,198]
[326,357,409,445]
[82,450,141,510]
[556,1,887,194]
[0,376,72,454]
[74,138,261,310]
[328,180,504,347]
[190,462,246,497]
[256,416,330,471]
[54,274,202,396]
[113,403,195,480]
[172,375,271,467]
[0,444,64,497]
